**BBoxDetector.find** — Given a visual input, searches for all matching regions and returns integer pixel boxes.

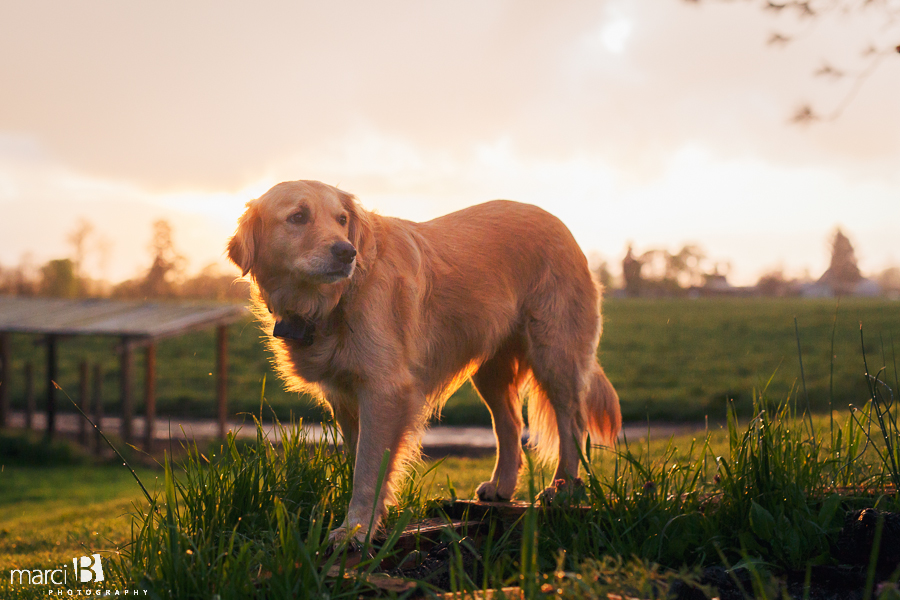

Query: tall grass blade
[794,317,816,446]
[63,380,156,510]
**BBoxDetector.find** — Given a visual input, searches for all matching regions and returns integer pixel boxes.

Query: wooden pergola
[0,297,247,448]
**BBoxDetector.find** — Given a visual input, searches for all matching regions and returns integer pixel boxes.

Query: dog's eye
[288,207,309,225]
[338,214,348,227]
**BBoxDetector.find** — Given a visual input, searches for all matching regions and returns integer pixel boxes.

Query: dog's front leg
[328,381,421,547]
[332,402,359,464]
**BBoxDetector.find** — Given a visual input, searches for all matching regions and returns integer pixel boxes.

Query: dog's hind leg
[524,313,593,495]
[472,342,525,502]
[531,360,588,484]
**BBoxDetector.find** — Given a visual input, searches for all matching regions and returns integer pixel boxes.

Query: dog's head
[227,180,372,316]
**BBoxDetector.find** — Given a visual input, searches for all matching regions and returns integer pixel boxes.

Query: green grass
[1,389,898,598]
[602,298,900,422]
[1,297,898,597]
[2,298,897,426]
[0,463,155,600]
[101,383,897,599]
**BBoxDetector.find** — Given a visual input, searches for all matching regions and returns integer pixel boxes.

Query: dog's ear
[339,191,375,268]
[227,202,262,277]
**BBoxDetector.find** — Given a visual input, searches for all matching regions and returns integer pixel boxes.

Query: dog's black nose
[331,241,357,265]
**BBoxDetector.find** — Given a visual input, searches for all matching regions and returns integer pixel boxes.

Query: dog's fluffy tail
[526,363,621,465]
[585,364,621,447]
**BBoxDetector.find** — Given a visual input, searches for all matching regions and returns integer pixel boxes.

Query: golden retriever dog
[228,180,620,544]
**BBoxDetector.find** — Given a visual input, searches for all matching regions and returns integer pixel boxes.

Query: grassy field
[603,298,899,421]
[2,385,897,598]
[2,298,897,426]
[2,296,898,598]
[0,433,157,600]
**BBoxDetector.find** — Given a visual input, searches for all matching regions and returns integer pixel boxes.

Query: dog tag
[273,315,316,346]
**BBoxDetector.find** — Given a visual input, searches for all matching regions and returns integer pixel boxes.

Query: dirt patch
[387,506,900,598]
[671,509,900,600]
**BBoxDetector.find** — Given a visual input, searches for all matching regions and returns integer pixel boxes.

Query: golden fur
[228,180,621,543]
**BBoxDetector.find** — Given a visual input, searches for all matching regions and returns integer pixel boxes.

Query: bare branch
[767,32,794,44]
[791,104,820,123]
[693,0,900,122]
[814,61,846,77]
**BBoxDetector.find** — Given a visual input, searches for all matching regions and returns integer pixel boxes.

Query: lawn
[0,462,156,600]
[1,388,898,598]
[1,297,899,597]
[0,432,498,600]
[1,298,898,426]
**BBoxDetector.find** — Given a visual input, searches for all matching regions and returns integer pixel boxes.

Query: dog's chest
[283,333,355,386]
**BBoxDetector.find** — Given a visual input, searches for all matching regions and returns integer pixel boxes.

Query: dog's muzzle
[273,315,316,346]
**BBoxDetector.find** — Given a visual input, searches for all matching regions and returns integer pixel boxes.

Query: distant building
[688,272,757,298]
[800,278,881,298]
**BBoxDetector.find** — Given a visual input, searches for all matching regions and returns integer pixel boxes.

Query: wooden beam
[24,362,34,430]
[46,334,58,439]
[120,337,133,444]
[143,343,156,451]
[0,332,8,427]
[79,361,89,445]
[216,324,228,439]
[92,364,103,454]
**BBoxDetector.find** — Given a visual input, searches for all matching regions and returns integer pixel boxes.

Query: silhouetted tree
[40,258,78,298]
[64,217,107,296]
[817,228,862,295]
[621,244,718,297]
[67,218,93,283]
[140,220,186,298]
[593,261,614,291]
[757,269,788,296]
[877,266,900,297]
[666,245,707,288]
[622,244,644,297]
[180,263,251,301]
[0,255,39,297]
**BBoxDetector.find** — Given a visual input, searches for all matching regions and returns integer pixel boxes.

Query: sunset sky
[1,1,898,285]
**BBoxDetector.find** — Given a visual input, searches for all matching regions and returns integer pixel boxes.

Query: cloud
[581,4,635,56]
[0,0,897,286]
[4,0,897,190]
[0,142,247,280]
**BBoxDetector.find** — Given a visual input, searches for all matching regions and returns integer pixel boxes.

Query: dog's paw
[475,481,510,502]
[538,485,557,505]
[539,478,587,507]
[327,523,366,549]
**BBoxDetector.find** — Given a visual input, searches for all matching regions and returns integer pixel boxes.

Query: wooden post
[24,362,34,430]
[0,332,8,427]
[143,343,156,451]
[93,364,103,454]
[216,325,228,439]
[79,361,89,446]
[120,337,133,444]
[46,334,58,439]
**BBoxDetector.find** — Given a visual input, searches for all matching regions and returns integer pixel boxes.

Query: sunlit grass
[0,465,154,600]
[104,379,897,598]
[2,387,898,599]
[1,299,898,597]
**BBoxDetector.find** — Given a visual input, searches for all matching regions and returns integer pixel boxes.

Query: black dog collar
[273,314,316,346]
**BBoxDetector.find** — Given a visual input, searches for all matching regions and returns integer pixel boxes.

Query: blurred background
[1,0,898,294]
[0,0,898,429]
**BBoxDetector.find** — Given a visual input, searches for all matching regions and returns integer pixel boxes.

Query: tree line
[1,219,897,301]
[598,228,899,298]
[0,219,250,301]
